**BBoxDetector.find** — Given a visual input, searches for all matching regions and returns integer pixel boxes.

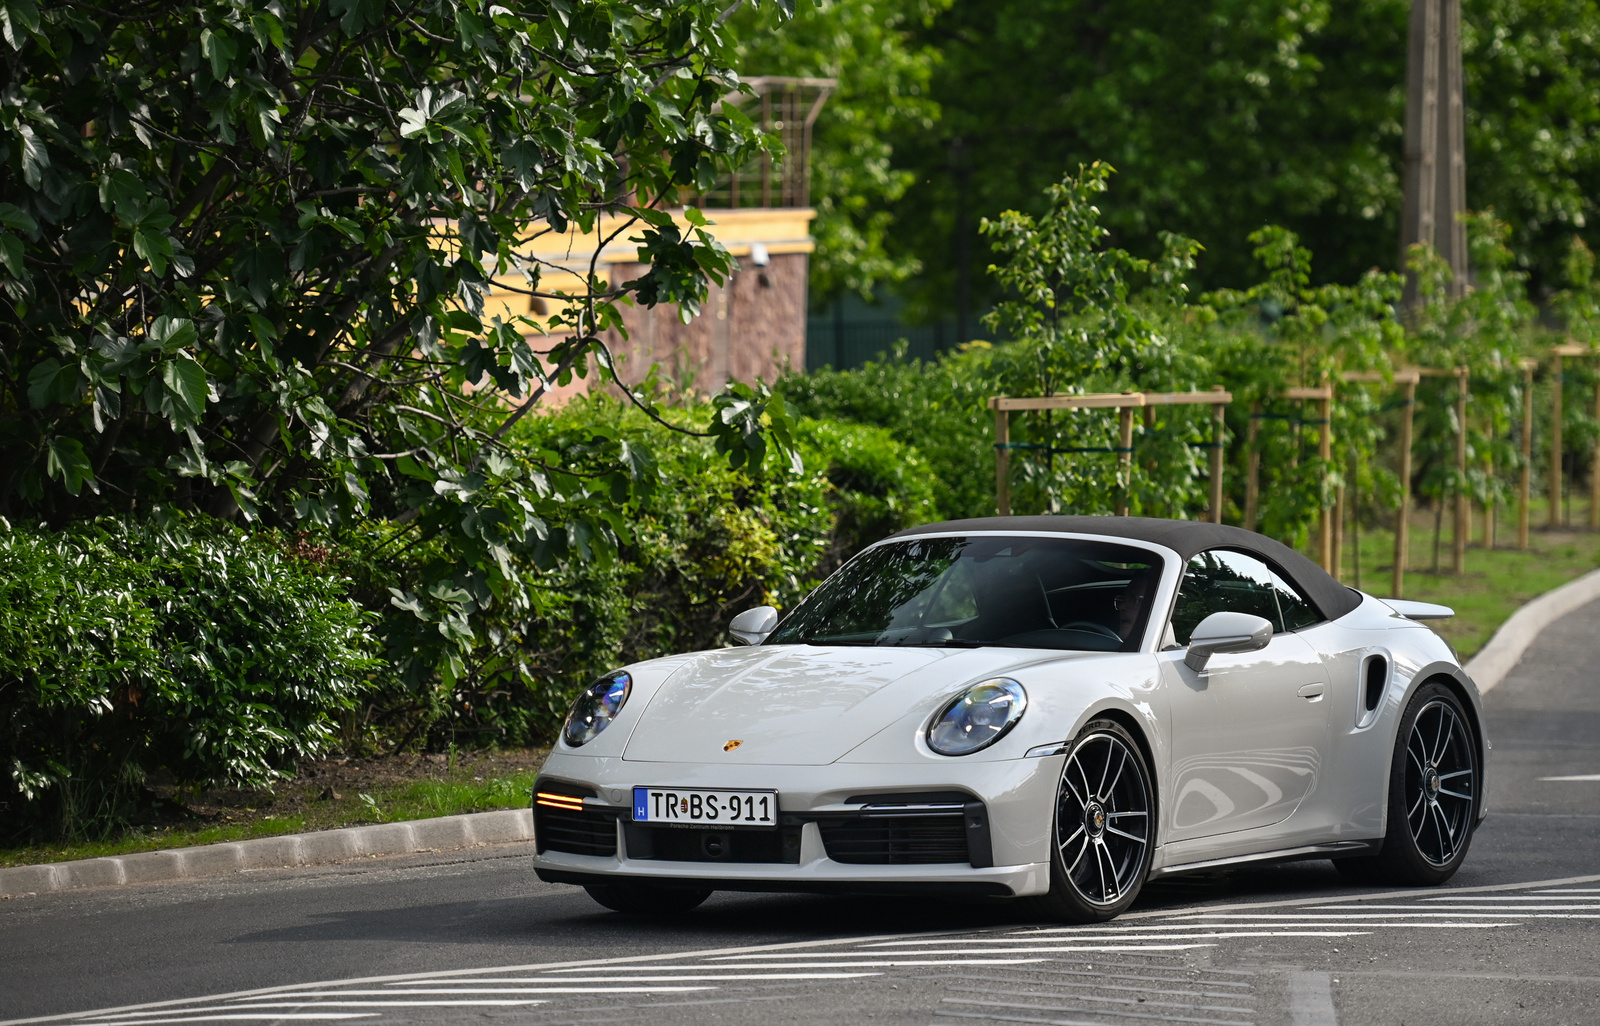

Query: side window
[1264,564,1320,631]
[1169,549,1317,642]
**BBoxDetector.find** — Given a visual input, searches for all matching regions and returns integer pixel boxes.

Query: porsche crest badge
[723,739,744,752]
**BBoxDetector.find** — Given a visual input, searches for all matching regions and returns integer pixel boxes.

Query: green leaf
[44,436,95,496]
[328,0,380,36]
[200,27,237,79]
[28,358,79,408]
[148,315,199,352]
[0,0,40,50]
[132,229,172,276]
[161,354,209,419]
[0,232,23,276]
[249,12,285,52]
[0,202,37,231]
[16,123,47,189]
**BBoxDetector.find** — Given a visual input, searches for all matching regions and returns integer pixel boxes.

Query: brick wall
[603,251,809,393]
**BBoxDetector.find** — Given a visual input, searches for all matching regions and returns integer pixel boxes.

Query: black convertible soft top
[889,515,1363,623]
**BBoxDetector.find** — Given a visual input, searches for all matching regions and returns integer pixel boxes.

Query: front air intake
[533,779,617,857]
[818,797,982,865]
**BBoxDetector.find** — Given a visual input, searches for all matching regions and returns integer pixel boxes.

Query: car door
[1160,549,1332,843]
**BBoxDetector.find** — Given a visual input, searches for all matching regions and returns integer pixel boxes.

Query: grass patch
[1335,497,1600,658]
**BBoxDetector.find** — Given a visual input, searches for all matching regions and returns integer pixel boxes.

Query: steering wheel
[1060,620,1122,641]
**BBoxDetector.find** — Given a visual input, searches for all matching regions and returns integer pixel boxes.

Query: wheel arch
[1076,704,1162,847]
[1393,660,1489,824]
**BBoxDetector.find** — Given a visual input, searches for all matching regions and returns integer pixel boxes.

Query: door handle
[1297,682,1326,701]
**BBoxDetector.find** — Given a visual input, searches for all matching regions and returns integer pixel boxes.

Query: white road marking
[1287,971,1337,1026]
[938,995,1255,1025]
[953,973,1253,1000]
[658,958,1057,968]
[724,942,1299,957]
[1538,774,1600,781]
[1416,894,1600,902]
[712,947,1213,959]
[385,973,881,982]
[77,1019,375,1026]
[229,1003,553,1008]
[1158,913,1530,920]
[233,988,711,997]
[1316,904,1600,911]
[865,925,1508,940]
[945,986,1256,1014]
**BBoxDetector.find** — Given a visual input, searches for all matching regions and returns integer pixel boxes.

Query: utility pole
[1400,0,1468,309]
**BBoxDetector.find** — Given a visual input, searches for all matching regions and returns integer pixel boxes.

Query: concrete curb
[1464,564,1600,693]
[0,807,534,900]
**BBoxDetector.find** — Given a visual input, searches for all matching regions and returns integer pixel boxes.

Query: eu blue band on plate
[633,787,649,820]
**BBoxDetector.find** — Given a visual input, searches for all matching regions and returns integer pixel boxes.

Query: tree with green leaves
[979,163,1213,516]
[0,0,800,694]
[727,0,947,300]
[840,0,1600,321]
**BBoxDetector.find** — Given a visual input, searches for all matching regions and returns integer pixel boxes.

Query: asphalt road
[4,600,1599,1026]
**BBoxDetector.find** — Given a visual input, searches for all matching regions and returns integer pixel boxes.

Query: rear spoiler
[1382,598,1455,621]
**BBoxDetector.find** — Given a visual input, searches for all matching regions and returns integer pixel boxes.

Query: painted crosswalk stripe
[76,1011,376,1017]
[938,996,1254,1025]
[1317,903,1600,911]
[767,940,1330,954]
[1416,895,1600,902]
[947,987,1255,1015]
[382,973,881,982]
[711,948,1211,960]
[232,988,713,996]
[228,1002,553,1008]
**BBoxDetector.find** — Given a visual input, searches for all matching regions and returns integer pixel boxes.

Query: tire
[1034,718,1155,922]
[583,880,713,915]
[1334,681,1480,886]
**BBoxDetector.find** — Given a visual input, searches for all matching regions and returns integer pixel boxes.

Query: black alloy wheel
[1336,681,1480,886]
[1036,718,1155,922]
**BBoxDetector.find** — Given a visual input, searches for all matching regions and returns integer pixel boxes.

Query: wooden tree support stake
[1519,359,1535,550]
[1394,377,1418,598]
[1548,343,1595,530]
[1591,371,1600,531]
[1454,367,1469,574]
[988,390,1232,519]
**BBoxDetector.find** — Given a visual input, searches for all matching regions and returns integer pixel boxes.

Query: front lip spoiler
[534,867,1014,898]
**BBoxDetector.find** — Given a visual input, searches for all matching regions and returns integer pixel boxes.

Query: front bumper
[528,752,1059,897]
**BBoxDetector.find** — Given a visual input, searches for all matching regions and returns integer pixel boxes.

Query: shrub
[795,417,940,573]
[0,516,380,842]
[781,344,1002,520]
[354,397,944,750]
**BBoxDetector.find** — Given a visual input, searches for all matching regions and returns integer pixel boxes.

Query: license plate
[632,787,778,828]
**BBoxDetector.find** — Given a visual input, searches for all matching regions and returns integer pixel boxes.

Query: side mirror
[1184,611,1273,672]
[729,605,779,646]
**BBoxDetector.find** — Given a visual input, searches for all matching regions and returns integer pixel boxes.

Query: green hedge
[0,398,945,840]
[358,399,941,751]
[0,516,379,842]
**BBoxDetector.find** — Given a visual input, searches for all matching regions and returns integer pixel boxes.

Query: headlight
[927,678,1027,756]
[563,670,631,747]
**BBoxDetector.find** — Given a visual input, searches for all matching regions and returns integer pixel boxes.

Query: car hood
[621,644,1066,765]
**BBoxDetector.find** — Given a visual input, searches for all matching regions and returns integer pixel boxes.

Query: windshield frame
[766,530,1179,654]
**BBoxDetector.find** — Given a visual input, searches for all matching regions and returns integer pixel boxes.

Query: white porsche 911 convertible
[531,516,1486,921]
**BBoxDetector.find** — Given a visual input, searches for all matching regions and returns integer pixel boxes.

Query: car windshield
[766,535,1164,652]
